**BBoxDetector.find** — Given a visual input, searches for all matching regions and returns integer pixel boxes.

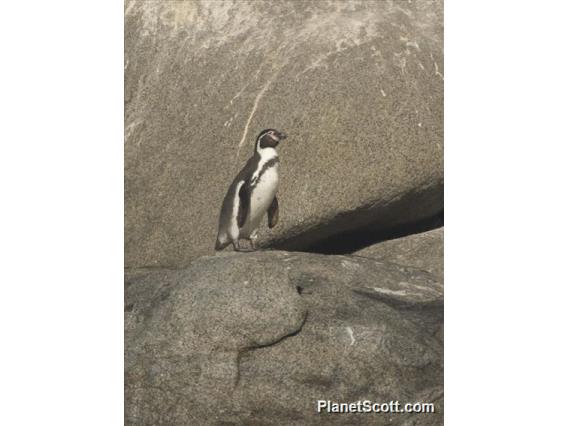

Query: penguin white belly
[241,166,279,237]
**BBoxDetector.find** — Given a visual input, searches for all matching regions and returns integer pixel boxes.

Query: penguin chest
[247,165,279,230]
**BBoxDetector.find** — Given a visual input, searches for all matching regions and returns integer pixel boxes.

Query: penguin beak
[279,132,287,141]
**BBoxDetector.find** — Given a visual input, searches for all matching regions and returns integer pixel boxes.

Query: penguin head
[255,129,287,151]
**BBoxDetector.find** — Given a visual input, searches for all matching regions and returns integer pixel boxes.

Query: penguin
[215,128,287,252]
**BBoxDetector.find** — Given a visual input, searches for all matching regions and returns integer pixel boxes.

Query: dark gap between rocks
[306,212,443,254]
[263,184,443,255]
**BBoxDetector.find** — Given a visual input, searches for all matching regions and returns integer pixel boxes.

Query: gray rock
[125,251,443,425]
[354,227,444,281]
[125,0,444,268]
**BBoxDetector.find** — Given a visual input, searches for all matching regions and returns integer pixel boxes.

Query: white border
[446,1,568,424]
[0,1,123,424]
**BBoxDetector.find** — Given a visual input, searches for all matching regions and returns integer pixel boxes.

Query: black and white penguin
[215,129,287,251]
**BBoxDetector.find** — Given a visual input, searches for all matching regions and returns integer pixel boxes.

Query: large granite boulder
[125,251,443,425]
[355,227,444,281]
[125,0,444,268]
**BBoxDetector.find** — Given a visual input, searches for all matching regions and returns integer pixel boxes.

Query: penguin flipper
[267,196,279,228]
[237,181,250,228]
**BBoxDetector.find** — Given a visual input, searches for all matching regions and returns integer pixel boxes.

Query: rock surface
[125,251,443,425]
[124,0,444,268]
[355,227,444,281]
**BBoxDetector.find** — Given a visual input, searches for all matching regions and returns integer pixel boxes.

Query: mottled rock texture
[125,0,444,268]
[355,227,444,281]
[125,251,443,425]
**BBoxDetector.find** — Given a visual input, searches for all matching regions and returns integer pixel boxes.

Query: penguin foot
[248,238,257,251]
[233,240,256,252]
